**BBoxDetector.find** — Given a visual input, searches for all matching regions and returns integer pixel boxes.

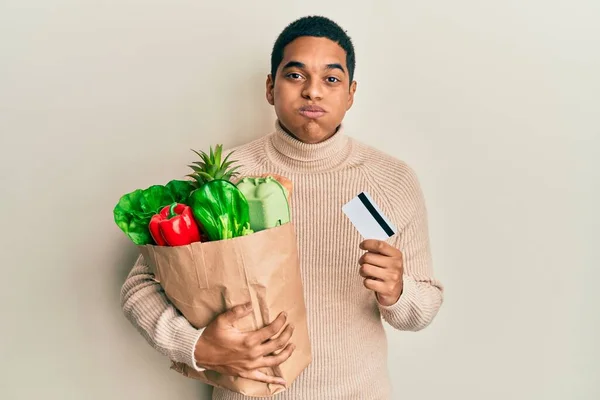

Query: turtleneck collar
[266,120,354,173]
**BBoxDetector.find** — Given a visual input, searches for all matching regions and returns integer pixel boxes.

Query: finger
[359,263,388,281]
[359,252,397,269]
[241,370,287,386]
[259,343,296,368]
[221,302,253,325]
[260,323,295,356]
[363,278,387,294]
[359,239,400,257]
[251,312,288,344]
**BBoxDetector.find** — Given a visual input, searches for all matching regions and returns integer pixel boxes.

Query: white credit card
[342,192,397,240]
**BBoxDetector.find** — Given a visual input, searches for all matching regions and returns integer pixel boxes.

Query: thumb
[221,302,253,324]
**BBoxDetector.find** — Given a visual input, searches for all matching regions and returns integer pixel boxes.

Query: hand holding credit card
[343,192,404,306]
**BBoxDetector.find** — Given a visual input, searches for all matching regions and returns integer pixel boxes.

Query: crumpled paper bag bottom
[139,222,312,397]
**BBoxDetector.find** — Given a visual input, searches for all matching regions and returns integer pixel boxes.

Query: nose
[301,78,323,101]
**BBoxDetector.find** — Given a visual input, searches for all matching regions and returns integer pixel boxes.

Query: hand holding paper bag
[193,303,295,386]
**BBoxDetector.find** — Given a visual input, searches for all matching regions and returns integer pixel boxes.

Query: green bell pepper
[188,179,253,241]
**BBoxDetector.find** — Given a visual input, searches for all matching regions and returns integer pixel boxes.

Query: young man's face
[266,36,357,144]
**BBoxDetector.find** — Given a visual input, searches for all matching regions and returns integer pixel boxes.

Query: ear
[347,80,357,110]
[266,74,275,105]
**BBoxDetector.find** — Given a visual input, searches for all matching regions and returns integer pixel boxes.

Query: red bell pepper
[149,203,202,246]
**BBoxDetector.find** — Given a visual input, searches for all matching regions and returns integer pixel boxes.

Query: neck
[265,120,354,172]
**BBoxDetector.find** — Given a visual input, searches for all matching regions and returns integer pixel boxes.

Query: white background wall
[1,1,598,399]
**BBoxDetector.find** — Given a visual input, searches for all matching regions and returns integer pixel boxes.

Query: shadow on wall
[223,69,278,147]
[114,240,141,290]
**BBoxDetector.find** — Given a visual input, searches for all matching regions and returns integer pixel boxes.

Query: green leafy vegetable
[113,180,196,245]
[165,180,195,204]
[140,185,176,214]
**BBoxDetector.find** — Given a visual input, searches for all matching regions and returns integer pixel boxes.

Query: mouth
[299,105,327,119]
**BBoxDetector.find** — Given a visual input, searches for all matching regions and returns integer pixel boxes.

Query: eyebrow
[282,61,346,75]
[325,63,346,74]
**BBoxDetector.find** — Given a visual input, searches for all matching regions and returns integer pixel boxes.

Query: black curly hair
[270,16,356,83]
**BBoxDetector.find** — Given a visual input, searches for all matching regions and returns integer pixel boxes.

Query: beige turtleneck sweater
[120,121,444,400]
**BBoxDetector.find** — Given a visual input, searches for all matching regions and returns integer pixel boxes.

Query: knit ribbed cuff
[173,324,206,372]
[377,274,419,326]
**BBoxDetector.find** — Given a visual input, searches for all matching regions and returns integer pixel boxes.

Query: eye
[286,73,303,80]
[327,76,341,83]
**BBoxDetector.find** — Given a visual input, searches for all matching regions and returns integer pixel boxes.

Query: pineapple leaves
[214,144,222,167]
[187,145,240,185]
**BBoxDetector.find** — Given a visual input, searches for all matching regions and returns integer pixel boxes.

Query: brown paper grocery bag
[138,222,311,397]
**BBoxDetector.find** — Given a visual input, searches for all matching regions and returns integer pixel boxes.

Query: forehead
[281,36,347,68]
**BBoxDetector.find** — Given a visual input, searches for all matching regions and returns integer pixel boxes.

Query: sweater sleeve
[120,254,207,371]
[374,163,444,331]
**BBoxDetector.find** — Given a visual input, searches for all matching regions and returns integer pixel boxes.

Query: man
[121,15,443,400]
